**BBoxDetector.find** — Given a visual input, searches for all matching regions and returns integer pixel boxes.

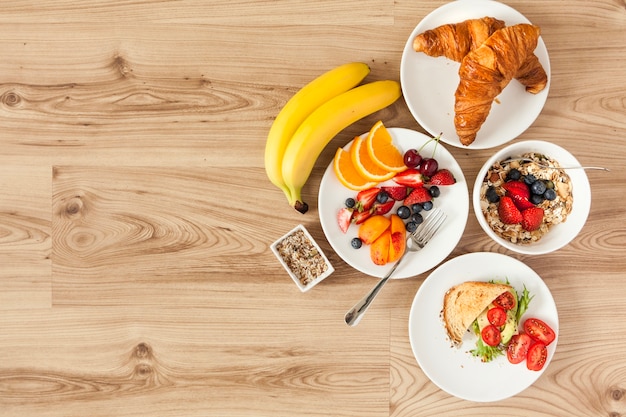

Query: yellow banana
[264,62,370,205]
[282,80,402,213]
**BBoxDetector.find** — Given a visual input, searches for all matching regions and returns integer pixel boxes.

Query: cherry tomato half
[524,318,556,346]
[487,307,507,327]
[527,341,548,371]
[493,291,516,311]
[507,333,532,364]
[481,324,502,347]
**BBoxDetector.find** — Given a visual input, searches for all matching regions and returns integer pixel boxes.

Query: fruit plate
[408,252,559,402]
[400,0,551,149]
[472,140,591,255]
[318,127,468,279]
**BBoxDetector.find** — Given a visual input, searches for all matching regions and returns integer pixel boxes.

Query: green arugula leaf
[470,337,504,362]
[516,285,534,324]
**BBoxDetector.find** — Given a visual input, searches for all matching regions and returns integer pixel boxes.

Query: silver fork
[344,208,447,326]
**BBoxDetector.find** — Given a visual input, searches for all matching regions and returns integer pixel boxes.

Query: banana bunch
[264,62,401,213]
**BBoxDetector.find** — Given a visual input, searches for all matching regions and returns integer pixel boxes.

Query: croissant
[413,17,547,94]
[454,24,541,146]
[413,17,505,61]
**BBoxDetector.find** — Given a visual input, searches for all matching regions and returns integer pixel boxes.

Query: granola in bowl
[478,152,574,244]
[271,224,334,292]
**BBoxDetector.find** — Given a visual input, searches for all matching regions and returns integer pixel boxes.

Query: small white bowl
[271,224,334,292]
[472,140,591,255]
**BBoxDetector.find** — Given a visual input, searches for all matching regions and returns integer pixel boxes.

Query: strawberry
[393,168,424,188]
[502,180,534,210]
[381,186,409,201]
[521,207,544,231]
[502,180,529,198]
[429,169,456,186]
[356,187,380,212]
[403,186,432,205]
[498,196,522,224]
[337,207,353,234]
[352,209,372,225]
[372,200,395,216]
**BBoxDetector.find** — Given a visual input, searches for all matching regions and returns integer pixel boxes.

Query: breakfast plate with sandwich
[408,252,558,402]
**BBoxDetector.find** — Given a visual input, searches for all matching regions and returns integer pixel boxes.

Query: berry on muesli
[479,152,574,244]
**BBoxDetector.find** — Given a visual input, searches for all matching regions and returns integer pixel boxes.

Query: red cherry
[403,149,422,168]
[420,158,438,177]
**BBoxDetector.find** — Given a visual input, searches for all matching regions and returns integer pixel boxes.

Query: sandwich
[443,281,515,345]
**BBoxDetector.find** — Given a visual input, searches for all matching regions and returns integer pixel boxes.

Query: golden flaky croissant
[454,24,541,146]
[413,17,547,94]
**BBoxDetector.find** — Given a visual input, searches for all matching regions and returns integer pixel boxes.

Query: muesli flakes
[275,229,328,286]
[479,152,574,244]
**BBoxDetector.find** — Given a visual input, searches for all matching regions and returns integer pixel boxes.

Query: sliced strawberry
[381,186,409,201]
[429,169,456,186]
[352,209,372,225]
[356,187,380,212]
[337,207,353,234]
[502,180,529,197]
[521,207,544,231]
[510,194,536,210]
[372,200,395,216]
[498,196,523,224]
[503,181,534,210]
[404,186,432,205]
[392,168,424,188]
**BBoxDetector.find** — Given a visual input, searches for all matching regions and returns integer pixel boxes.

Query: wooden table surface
[1,1,625,416]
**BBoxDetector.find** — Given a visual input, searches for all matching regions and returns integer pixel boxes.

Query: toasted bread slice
[443,281,513,345]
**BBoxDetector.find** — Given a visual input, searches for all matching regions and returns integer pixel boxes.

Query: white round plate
[400,0,551,149]
[409,252,559,402]
[472,140,591,255]
[318,127,468,279]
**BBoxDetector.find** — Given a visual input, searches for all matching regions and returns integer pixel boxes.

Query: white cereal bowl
[271,224,334,292]
[472,140,591,255]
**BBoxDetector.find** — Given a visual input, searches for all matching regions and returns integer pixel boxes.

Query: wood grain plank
[0,0,394,26]
[0,165,51,310]
[0,306,390,417]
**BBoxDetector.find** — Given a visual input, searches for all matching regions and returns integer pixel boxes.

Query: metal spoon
[499,157,610,172]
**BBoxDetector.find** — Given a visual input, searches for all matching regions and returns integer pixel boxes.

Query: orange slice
[366,121,407,172]
[333,147,378,191]
[350,135,396,182]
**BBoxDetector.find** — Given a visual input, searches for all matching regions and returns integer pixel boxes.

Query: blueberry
[376,191,389,204]
[429,186,441,198]
[411,212,424,225]
[405,221,418,233]
[530,193,544,205]
[421,201,434,211]
[530,180,547,195]
[506,168,521,181]
[411,203,423,213]
[523,174,537,185]
[351,237,362,249]
[345,197,355,208]
[543,188,557,201]
[486,186,500,203]
[397,205,411,219]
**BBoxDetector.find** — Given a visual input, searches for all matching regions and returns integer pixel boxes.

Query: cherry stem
[431,132,442,157]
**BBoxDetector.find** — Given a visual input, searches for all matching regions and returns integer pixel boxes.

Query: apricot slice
[358,215,391,245]
[388,214,406,262]
[370,229,391,266]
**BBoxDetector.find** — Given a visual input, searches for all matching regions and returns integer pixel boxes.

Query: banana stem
[287,185,309,214]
